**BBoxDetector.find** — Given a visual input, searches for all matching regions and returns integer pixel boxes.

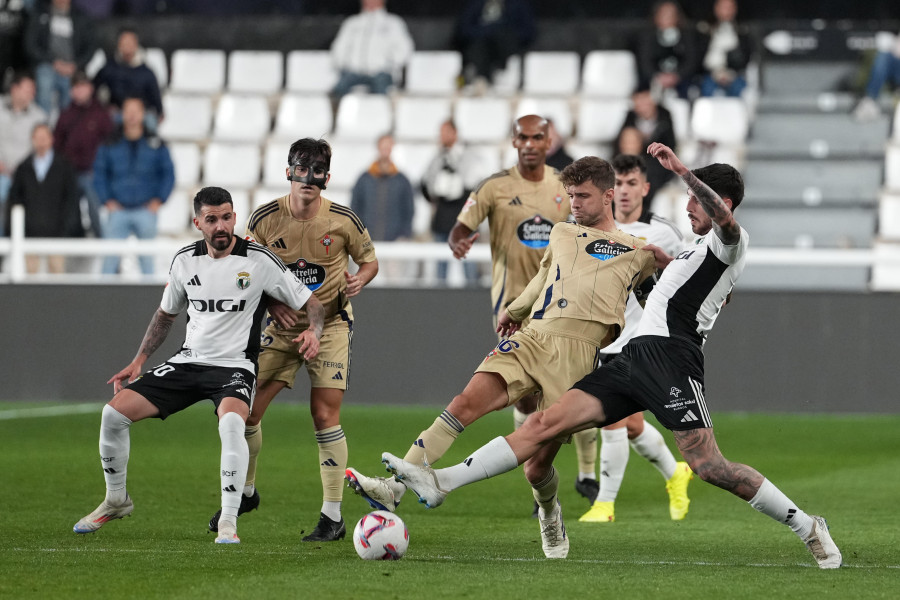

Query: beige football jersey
[457,165,569,318]
[245,195,376,332]
[506,222,657,346]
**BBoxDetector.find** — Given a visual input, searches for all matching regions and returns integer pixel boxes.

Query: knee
[522,459,548,485]
[446,393,480,425]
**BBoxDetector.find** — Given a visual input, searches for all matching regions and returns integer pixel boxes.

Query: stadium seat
[169,49,226,94]
[326,140,376,190]
[286,50,339,94]
[334,94,393,141]
[203,143,261,188]
[227,50,284,94]
[454,97,512,144]
[566,141,605,162]
[253,186,288,209]
[879,192,900,240]
[663,97,691,143]
[157,188,193,235]
[212,94,271,142]
[468,145,504,180]
[157,94,212,142]
[581,50,637,98]
[405,51,462,95]
[515,97,573,139]
[492,54,522,96]
[262,140,292,187]
[575,99,631,144]
[85,48,106,79]
[886,144,900,191]
[691,97,749,144]
[229,188,251,225]
[523,52,580,95]
[394,96,453,142]
[393,142,436,187]
[145,48,168,89]
[168,142,202,187]
[273,93,333,141]
[324,187,351,207]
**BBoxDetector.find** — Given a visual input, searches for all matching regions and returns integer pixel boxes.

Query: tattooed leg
[672,428,763,501]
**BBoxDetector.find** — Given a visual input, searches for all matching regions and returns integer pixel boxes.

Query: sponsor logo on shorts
[289,258,326,291]
[670,387,682,398]
[585,239,634,261]
[331,372,343,380]
[517,215,552,248]
[236,271,251,290]
[323,361,344,369]
[680,410,699,423]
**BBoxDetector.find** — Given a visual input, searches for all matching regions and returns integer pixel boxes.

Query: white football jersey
[636,226,749,346]
[602,212,686,354]
[161,237,313,371]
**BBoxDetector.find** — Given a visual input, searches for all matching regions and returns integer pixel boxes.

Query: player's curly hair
[288,138,332,172]
[193,186,232,215]
[611,154,647,175]
[692,163,744,209]
[560,156,615,192]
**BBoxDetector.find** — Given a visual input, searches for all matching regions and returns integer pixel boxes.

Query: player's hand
[647,143,688,176]
[293,329,320,361]
[267,299,298,329]
[344,270,363,297]
[450,232,479,260]
[107,361,144,394]
[496,311,521,337]
[642,244,674,270]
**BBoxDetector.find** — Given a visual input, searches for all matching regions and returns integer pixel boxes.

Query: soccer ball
[352,511,409,560]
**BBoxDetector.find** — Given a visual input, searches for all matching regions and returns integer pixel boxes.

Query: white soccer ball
[352,510,409,560]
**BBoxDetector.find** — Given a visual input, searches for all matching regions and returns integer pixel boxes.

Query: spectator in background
[54,71,114,237]
[330,0,414,99]
[0,73,48,236]
[853,32,900,122]
[93,27,164,131]
[350,133,414,243]
[0,0,31,92]
[697,0,753,97]
[6,123,81,273]
[636,1,698,99]
[24,0,96,114]
[93,96,174,275]
[544,118,574,172]
[455,0,536,91]
[615,84,677,211]
[421,119,480,285]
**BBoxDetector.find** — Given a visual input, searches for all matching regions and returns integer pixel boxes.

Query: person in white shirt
[72,186,325,545]
[330,0,414,99]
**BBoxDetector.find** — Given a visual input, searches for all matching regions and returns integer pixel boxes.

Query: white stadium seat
[212,94,271,142]
[566,141,606,162]
[157,94,212,142]
[576,98,631,143]
[334,94,393,141]
[157,188,193,235]
[262,140,292,187]
[467,145,503,181]
[145,48,168,89]
[691,97,749,144]
[878,192,900,240]
[523,52,580,95]
[169,49,226,94]
[273,94,333,141]
[405,51,462,95]
[324,187,351,207]
[227,50,284,94]
[663,97,691,143]
[392,142,437,187]
[286,50,339,94]
[326,140,375,190]
[85,48,106,79]
[168,142,202,187]
[493,54,522,96]
[203,143,261,188]
[229,188,251,225]
[515,97,574,139]
[886,144,900,191]
[581,50,637,98]
[394,97,453,142]
[253,186,288,209]
[455,97,512,144]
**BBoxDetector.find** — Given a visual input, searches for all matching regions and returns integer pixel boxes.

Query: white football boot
[73,495,134,534]
[381,452,448,508]
[539,501,569,559]
[805,515,842,569]
[345,467,404,512]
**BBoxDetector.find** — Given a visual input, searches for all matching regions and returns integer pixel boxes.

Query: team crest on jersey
[517,215,553,248]
[321,234,333,255]
[236,271,251,290]
[554,195,565,209]
[290,258,326,291]
[585,240,634,261]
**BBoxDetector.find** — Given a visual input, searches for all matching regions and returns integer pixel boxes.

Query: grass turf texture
[2,403,898,599]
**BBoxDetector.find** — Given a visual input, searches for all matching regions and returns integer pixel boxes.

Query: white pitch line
[0,403,103,420]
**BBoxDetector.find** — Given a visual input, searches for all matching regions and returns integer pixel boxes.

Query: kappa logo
[680,410,699,423]
[670,387,682,398]
[331,372,343,380]
[508,196,523,206]
[186,274,201,286]
[271,238,287,249]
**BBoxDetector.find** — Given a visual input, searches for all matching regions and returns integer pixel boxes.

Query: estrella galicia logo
[289,258,326,291]
[517,215,553,248]
[236,271,251,290]
[585,239,634,261]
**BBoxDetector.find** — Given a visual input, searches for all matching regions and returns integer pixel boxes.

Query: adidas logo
[223,484,237,492]
[414,439,425,448]
[463,457,473,467]
[508,196,523,206]
[785,508,797,523]
[321,458,339,467]
[103,467,117,474]
[186,274,201,286]
[680,410,699,423]
[331,372,343,380]
[271,238,287,249]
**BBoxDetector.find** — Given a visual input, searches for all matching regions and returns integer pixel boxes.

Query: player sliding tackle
[382,143,843,569]
[348,156,669,558]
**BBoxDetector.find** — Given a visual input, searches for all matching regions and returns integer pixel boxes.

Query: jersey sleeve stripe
[328,205,365,233]
[248,201,281,232]
[472,169,510,194]
[169,241,200,270]
[247,244,287,272]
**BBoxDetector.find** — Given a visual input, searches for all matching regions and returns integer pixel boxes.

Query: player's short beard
[209,231,232,251]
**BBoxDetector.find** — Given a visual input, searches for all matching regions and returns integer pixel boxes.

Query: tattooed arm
[647,142,741,245]
[107,308,177,393]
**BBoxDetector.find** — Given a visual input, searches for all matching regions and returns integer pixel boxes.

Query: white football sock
[629,422,678,480]
[596,428,629,502]
[436,436,519,491]
[99,404,132,505]
[218,412,248,529]
[321,501,341,522]
[748,478,814,540]
[512,406,529,430]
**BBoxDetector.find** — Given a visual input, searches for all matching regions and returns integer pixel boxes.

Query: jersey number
[152,364,175,377]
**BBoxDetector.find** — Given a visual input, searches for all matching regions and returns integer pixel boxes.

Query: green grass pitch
[2,402,898,599]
